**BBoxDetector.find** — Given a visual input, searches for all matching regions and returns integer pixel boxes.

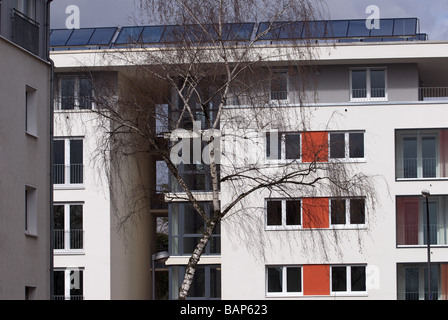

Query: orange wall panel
[303,197,329,229]
[302,131,328,163]
[303,265,330,296]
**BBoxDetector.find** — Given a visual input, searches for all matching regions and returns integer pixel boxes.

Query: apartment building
[0,0,52,299]
[50,17,448,300]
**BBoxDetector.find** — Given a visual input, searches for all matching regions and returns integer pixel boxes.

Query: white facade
[50,26,448,300]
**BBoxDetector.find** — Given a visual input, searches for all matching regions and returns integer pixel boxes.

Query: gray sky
[50,0,448,40]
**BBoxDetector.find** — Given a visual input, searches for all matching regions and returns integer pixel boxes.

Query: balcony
[54,229,84,251]
[11,9,39,55]
[419,87,448,101]
[53,164,84,185]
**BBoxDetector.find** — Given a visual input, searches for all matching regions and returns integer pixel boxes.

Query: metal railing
[53,164,84,185]
[53,295,84,300]
[397,157,437,179]
[54,229,84,250]
[397,224,446,246]
[270,91,288,100]
[419,87,448,101]
[351,88,386,100]
[11,9,39,55]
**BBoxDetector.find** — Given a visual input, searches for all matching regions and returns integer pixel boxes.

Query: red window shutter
[302,131,328,163]
[303,265,330,296]
[303,197,329,229]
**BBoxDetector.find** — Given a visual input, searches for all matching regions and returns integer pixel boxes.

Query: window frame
[53,268,84,300]
[266,265,303,297]
[329,197,367,229]
[330,265,367,295]
[25,185,37,236]
[270,70,289,101]
[53,202,84,253]
[265,198,302,230]
[328,131,365,162]
[53,137,84,188]
[265,131,301,162]
[350,67,388,102]
[57,76,94,111]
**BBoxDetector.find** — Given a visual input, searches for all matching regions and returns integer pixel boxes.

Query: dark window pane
[53,270,65,296]
[70,270,83,299]
[78,78,92,109]
[267,201,282,226]
[70,205,83,249]
[53,140,65,184]
[422,137,436,178]
[286,200,301,225]
[271,72,288,100]
[53,205,65,249]
[403,137,417,178]
[267,267,282,292]
[70,140,83,184]
[332,266,347,292]
[184,204,204,234]
[287,267,301,292]
[61,78,75,110]
[285,134,300,159]
[330,133,345,158]
[349,133,364,158]
[210,267,221,298]
[370,70,385,98]
[351,70,367,98]
[350,199,365,224]
[331,199,346,224]
[351,266,366,291]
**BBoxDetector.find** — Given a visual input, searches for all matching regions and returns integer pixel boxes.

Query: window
[331,265,366,293]
[169,202,220,255]
[266,199,301,228]
[396,195,448,246]
[25,186,37,236]
[15,0,36,19]
[25,286,37,300]
[351,68,386,101]
[266,132,301,160]
[53,203,84,251]
[53,268,84,300]
[397,263,447,300]
[270,71,288,100]
[330,198,366,227]
[396,129,448,179]
[58,77,93,110]
[25,85,37,136]
[170,265,221,300]
[53,138,84,185]
[266,266,302,295]
[329,132,364,160]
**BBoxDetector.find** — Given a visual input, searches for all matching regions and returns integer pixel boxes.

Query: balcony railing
[11,9,39,55]
[54,229,84,250]
[399,290,440,300]
[419,87,448,101]
[270,91,288,100]
[397,223,447,246]
[53,164,84,185]
[53,295,84,300]
[397,157,437,179]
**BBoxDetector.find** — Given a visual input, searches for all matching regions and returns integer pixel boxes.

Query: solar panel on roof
[50,29,73,46]
[66,28,95,46]
[393,18,417,36]
[326,20,349,38]
[140,26,165,43]
[347,20,371,37]
[227,23,254,41]
[88,27,117,45]
[369,19,394,37]
[115,26,144,44]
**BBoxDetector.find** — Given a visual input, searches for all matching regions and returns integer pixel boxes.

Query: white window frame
[329,198,367,229]
[350,68,388,102]
[265,266,303,297]
[396,130,440,179]
[265,131,302,162]
[53,268,84,300]
[53,203,84,253]
[57,76,94,111]
[328,131,365,162]
[330,265,368,296]
[53,137,84,188]
[265,198,302,230]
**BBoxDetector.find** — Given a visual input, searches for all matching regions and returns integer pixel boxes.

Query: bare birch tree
[87,0,379,300]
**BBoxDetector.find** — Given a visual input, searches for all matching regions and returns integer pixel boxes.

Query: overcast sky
[50,0,448,40]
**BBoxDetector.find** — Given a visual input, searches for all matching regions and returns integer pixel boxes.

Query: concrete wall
[0,37,51,299]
